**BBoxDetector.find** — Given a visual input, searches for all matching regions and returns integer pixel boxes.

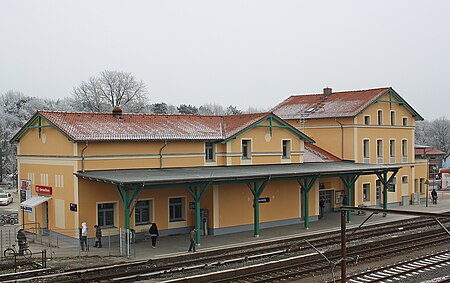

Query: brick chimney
[323,87,332,98]
[112,107,123,120]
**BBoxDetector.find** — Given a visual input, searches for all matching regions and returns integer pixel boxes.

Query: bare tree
[429,117,450,153]
[72,71,149,113]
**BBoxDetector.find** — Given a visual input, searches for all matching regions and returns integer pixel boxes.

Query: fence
[0,226,140,263]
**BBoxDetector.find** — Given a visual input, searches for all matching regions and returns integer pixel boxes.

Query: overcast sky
[1,1,449,120]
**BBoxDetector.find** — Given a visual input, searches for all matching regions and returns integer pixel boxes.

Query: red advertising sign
[36,185,52,195]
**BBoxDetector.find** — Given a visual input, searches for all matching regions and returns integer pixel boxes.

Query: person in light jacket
[149,223,159,248]
[81,222,88,251]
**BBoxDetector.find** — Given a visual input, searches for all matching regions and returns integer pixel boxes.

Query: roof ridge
[289,87,391,97]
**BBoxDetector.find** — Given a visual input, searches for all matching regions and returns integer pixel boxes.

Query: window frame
[241,139,252,160]
[390,110,396,126]
[97,203,115,228]
[389,139,396,163]
[205,142,215,162]
[377,110,383,125]
[364,115,370,125]
[169,197,185,222]
[363,139,370,163]
[362,183,371,201]
[376,139,383,164]
[401,139,408,163]
[282,139,291,159]
[134,199,152,226]
[402,117,408,126]
[388,177,397,192]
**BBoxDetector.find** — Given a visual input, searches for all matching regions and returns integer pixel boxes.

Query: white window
[282,140,291,159]
[363,139,370,163]
[388,177,397,192]
[205,142,215,162]
[135,200,152,225]
[376,140,383,164]
[169,197,185,222]
[377,110,383,125]
[242,140,251,159]
[389,140,396,163]
[419,178,425,193]
[98,203,115,228]
[390,111,396,126]
[402,117,408,126]
[402,140,408,163]
[363,183,370,201]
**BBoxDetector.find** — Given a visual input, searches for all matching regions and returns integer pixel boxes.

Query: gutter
[159,141,168,169]
[81,142,89,173]
[336,119,344,159]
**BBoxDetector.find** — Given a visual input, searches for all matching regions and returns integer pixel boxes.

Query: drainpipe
[336,120,344,159]
[159,141,168,169]
[81,142,89,173]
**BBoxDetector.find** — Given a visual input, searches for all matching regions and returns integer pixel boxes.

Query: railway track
[157,230,450,283]
[0,216,448,282]
[340,250,450,283]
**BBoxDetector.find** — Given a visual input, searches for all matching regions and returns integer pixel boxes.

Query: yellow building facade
[273,87,427,210]
[13,111,328,239]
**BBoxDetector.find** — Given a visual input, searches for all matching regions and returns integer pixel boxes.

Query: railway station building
[10,87,426,242]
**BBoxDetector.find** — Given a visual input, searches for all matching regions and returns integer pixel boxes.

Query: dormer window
[364,115,370,125]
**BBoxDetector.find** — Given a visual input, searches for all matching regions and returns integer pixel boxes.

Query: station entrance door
[319,190,333,213]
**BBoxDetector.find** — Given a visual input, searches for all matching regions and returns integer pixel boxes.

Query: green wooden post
[297,176,318,229]
[123,189,130,230]
[383,172,388,211]
[339,175,359,223]
[246,179,269,237]
[186,183,209,245]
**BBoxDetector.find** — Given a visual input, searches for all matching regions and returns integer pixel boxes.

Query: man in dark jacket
[17,229,27,255]
[149,223,159,248]
[94,225,102,248]
[431,188,438,204]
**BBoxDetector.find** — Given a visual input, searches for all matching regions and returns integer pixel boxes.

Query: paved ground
[2,190,450,261]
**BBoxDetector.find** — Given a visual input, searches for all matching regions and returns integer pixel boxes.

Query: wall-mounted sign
[21,206,32,213]
[258,197,270,203]
[70,203,77,212]
[36,185,52,195]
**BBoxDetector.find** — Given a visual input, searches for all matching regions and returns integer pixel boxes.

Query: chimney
[323,87,332,98]
[112,107,123,119]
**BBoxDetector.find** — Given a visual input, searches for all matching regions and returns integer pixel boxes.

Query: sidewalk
[27,192,450,261]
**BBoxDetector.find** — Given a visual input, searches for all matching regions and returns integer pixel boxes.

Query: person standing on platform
[319,199,325,219]
[188,227,197,252]
[94,225,102,248]
[149,223,159,248]
[17,229,27,255]
[431,188,438,204]
[81,222,88,251]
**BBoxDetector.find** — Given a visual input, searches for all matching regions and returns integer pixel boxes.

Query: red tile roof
[26,111,273,142]
[304,143,341,163]
[414,148,446,156]
[273,87,393,119]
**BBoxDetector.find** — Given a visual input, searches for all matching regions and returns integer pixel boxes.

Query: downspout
[159,141,168,170]
[336,120,344,159]
[81,142,89,173]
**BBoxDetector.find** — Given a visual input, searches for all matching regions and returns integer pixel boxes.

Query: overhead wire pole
[340,209,347,283]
